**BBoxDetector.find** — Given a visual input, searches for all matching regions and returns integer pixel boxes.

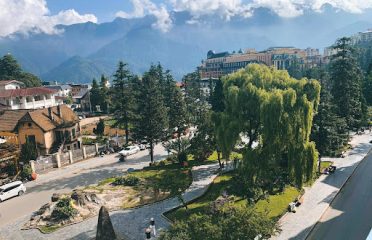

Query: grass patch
[165,171,300,222]
[320,161,333,173]
[254,186,300,219]
[165,172,243,221]
[39,225,61,234]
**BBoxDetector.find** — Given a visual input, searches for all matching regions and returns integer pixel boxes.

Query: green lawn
[254,186,300,219]
[165,172,300,222]
[320,161,333,173]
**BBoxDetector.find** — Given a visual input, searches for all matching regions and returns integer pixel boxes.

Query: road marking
[366,228,372,240]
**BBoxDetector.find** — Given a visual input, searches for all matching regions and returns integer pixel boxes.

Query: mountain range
[0,6,371,83]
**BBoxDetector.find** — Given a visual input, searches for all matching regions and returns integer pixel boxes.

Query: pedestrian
[150,217,156,237]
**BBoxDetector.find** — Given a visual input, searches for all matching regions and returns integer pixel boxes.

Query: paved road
[308,150,372,240]
[0,144,167,228]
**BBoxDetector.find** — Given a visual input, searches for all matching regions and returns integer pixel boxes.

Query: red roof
[0,87,57,98]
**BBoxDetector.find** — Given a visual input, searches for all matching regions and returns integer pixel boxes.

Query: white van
[0,181,26,202]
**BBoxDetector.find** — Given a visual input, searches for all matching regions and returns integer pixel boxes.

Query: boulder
[71,190,86,207]
[51,193,61,202]
[96,206,117,240]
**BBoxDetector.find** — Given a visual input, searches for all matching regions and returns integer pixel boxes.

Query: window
[27,135,36,145]
[28,123,32,127]
[72,128,76,138]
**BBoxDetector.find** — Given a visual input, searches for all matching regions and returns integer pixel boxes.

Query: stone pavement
[0,163,219,240]
[271,132,372,240]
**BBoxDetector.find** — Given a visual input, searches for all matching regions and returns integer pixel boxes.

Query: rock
[96,206,117,240]
[51,193,61,202]
[71,190,86,207]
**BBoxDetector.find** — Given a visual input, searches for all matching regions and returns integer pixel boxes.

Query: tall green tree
[362,63,372,105]
[99,75,110,113]
[111,61,136,145]
[183,71,203,124]
[330,37,366,130]
[311,85,348,159]
[216,64,320,190]
[0,54,41,87]
[90,78,100,111]
[133,65,168,163]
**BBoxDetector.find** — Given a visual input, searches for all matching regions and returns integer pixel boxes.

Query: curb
[305,143,372,239]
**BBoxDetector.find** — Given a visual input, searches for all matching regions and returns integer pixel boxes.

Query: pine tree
[210,78,225,113]
[133,65,168,163]
[111,61,135,145]
[330,37,365,130]
[362,63,372,105]
[90,79,100,112]
[99,75,110,113]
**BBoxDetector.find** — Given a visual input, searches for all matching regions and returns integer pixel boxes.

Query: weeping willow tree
[214,64,320,191]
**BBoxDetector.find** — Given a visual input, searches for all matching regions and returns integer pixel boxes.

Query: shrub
[112,175,140,186]
[178,152,188,165]
[20,164,32,179]
[159,160,166,167]
[51,198,78,220]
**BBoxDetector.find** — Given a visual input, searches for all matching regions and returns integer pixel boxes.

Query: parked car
[0,181,26,202]
[119,145,140,156]
[139,141,150,151]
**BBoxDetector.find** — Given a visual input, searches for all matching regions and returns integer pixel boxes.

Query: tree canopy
[0,54,41,87]
[215,64,320,188]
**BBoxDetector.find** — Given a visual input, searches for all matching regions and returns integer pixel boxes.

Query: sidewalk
[271,132,372,240]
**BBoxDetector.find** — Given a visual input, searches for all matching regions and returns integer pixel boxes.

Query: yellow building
[17,105,81,155]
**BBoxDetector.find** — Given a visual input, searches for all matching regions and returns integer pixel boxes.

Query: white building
[44,85,72,97]
[0,80,24,91]
[0,86,59,110]
[351,29,372,44]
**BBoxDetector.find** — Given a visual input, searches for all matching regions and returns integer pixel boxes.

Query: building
[199,47,315,79]
[44,85,72,97]
[351,29,372,44]
[0,80,24,91]
[72,88,91,112]
[0,110,29,144]
[0,87,59,110]
[70,84,90,97]
[17,105,81,155]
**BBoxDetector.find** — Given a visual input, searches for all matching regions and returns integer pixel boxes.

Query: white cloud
[170,0,253,20]
[0,0,97,37]
[116,0,172,32]
[119,0,372,31]
[170,0,372,19]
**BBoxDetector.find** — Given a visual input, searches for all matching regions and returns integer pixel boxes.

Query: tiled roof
[0,87,57,98]
[0,80,24,86]
[73,88,89,99]
[18,105,79,132]
[0,110,29,132]
[45,85,71,91]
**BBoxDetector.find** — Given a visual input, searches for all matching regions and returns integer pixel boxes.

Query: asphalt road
[0,144,167,227]
[308,150,372,240]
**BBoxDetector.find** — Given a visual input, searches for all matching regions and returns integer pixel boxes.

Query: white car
[0,181,26,202]
[119,145,140,156]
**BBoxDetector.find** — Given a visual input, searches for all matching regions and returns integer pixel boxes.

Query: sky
[1,0,372,37]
